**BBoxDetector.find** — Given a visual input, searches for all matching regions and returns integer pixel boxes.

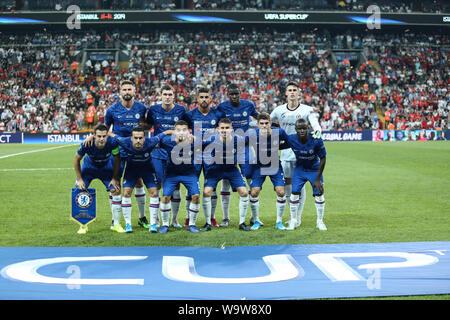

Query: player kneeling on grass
[202,118,251,231]
[284,118,327,231]
[74,123,122,233]
[247,113,290,231]
[110,126,172,233]
[158,120,201,234]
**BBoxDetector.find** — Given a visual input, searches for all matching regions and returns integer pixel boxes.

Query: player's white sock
[188,202,200,226]
[160,202,171,227]
[134,187,146,219]
[121,197,132,225]
[111,195,122,226]
[185,194,191,223]
[297,186,306,224]
[221,180,231,220]
[289,194,300,224]
[171,189,181,223]
[211,191,217,220]
[149,197,160,226]
[109,192,113,220]
[315,195,325,222]
[203,196,212,225]
[276,196,286,223]
[239,195,249,225]
[285,184,292,200]
[249,195,260,222]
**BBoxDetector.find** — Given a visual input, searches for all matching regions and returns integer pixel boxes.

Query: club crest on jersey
[174,117,179,121]
[145,153,149,157]
[211,120,216,125]
[243,111,247,117]
[135,114,140,119]
[309,149,314,154]
[75,191,93,209]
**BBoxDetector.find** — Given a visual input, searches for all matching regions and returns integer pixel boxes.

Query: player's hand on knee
[109,179,121,194]
[313,179,324,195]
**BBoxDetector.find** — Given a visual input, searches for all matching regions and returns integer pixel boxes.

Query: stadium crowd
[0,29,448,133]
[2,0,448,13]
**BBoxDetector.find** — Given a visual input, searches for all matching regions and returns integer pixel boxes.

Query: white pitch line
[0,144,76,160]
[0,168,72,172]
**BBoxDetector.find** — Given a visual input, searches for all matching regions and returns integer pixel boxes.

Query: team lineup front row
[73,81,327,234]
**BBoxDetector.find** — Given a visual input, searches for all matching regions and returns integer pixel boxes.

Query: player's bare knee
[250,188,260,198]
[110,188,121,197]
[203,188,213,198]
[191,194,200,204]
[275,187,285,198]
[148,187,158,198]
[237,187,248,198]
[161,195,171,204]
[123,188,133,198]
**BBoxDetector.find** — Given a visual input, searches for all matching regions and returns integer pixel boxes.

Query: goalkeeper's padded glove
[312,130,322,139]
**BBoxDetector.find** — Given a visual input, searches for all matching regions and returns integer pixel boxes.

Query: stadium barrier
[0,131,447,144]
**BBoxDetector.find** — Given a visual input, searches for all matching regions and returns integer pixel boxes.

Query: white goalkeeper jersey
[270,103,321,161]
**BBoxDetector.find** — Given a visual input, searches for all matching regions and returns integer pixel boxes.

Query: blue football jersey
[114,133,165,167]
[104,101,147,138]
[77,136,119,169]
[160,135,197,176]
[185,107,222,138]
[215,99,258,133]
[145,103,187,160]
[203,135,246,171]
[247,127,289,167]
[286,133,327,171]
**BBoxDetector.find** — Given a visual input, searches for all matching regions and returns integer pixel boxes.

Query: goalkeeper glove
[312,130,322,139]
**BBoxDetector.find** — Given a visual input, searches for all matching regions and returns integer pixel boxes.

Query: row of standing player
[74,80,327,233]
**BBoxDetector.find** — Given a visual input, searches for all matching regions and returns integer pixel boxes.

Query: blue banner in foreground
[0,241,449,300]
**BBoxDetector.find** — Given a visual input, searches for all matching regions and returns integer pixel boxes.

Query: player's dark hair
[295,118,308,126]
[197,87,209,96]
[161,84,174,92]
[120,79,134,87]
[174,120,189,127]
[93,123,108,133]
[218,118,232,126]
[227,83,240,92]
[286,81,300,89]
[132,126,145,133]
[257,112,271,122]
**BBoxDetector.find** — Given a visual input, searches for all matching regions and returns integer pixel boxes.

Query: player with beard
[84,80,149,231]
[184,87,224,229]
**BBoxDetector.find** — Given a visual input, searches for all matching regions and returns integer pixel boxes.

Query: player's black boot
[239,223,251,231]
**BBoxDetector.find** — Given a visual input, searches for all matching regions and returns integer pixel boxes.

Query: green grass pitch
[0,141,449,299]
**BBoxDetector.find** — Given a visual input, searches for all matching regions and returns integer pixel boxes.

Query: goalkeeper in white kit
[270,81,322,229]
